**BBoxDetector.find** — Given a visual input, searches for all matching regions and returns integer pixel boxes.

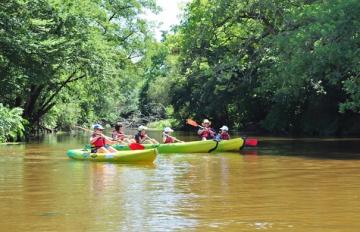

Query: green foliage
[0,104,26,142]
[257,0,360,135]
[2,0,360,136]
[0,0,156,132]
[155,0,360,135]
[341,77,360,113]
[139,41,180,119]
[146,118,180,130]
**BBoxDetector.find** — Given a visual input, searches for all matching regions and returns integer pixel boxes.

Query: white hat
[163,127,174,133]
[138,125,148,131]
[93,124,104,130]
[219,125,229,131]
[203,119,211,124]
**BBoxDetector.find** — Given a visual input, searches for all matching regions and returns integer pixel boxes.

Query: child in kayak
[112,122,130,144]
[217,125,230,140]
[134,125,158,144]
[90,124,118,153]
[197,119,216,140]
[162,127,183,143]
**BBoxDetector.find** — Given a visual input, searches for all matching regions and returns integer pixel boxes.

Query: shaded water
[1,132,360,231]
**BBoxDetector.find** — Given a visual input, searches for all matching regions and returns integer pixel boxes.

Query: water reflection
[1,135,360,231]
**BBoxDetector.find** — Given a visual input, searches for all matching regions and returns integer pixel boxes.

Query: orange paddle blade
[245,138,258,147]
[129,143,145,150]
[186,119,199,127]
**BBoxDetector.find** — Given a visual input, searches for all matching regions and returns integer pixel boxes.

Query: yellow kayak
[66,148,157,163]
[113,138,245,153]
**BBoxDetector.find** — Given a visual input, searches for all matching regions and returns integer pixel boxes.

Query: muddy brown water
[1,132,360,231]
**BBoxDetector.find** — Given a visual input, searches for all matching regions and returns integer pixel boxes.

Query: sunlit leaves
[0,0,156,130]
[0,104,26,142]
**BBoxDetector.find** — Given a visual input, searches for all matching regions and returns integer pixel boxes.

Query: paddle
[75,126,114,141]
[186,119,203,128]
[145,135,159,144]
[163,132,184,143]
[75,126,142,150]
[186,119,258,146]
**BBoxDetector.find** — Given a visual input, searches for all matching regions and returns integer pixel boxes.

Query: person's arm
[112,131,117,140]
[104,137,117,145]
[145,135,159,144]
[90,135,101,144]
[197,129,204,135]
[171,136,183,143]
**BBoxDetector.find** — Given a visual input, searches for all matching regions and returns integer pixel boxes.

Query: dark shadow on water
[256,139,360,160]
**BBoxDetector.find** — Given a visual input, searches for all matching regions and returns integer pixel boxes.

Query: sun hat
[219,125,229,131]
[202,119,211,125]
[138,125,148,131]
[93,124,104,130]
[163,127,174,133]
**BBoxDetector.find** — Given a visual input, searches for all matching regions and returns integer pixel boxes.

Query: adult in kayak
[216,125,230,140]
[162,127,183,143]
[90,124,118,153]
[112,122,130,144]
[197,119,216,140]
[134,125,158,144]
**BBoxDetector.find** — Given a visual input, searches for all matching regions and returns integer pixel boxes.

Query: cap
[219,126,229,131]
[93,124,104,130]
[163,127,174,133]
[138,125,148,131]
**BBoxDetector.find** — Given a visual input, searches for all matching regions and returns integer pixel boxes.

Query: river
[1,131,360,231]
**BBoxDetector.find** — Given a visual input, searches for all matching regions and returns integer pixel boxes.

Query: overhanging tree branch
[39,71,86,115]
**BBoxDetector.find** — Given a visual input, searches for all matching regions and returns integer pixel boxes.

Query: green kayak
[113,138,244,153]
[67,148,157,163]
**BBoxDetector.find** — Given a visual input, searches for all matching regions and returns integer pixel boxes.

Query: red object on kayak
[129,143,145,150]
[245,138,258,147]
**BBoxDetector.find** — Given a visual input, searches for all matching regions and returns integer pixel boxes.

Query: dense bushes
[140,0,360,135]
[0,104,26,142]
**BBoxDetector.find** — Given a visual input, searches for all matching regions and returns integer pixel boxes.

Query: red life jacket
[200,128,215,139]
[91,134,106,148]
[220,132,230,140]
[164,136,175,144]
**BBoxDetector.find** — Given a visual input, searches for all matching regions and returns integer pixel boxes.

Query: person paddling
[217,125,230,140]
[90,124,118,153]
[197,119,216,140]
[112,122,130,144]
[134,125,158,144]
[162,127,183,143]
